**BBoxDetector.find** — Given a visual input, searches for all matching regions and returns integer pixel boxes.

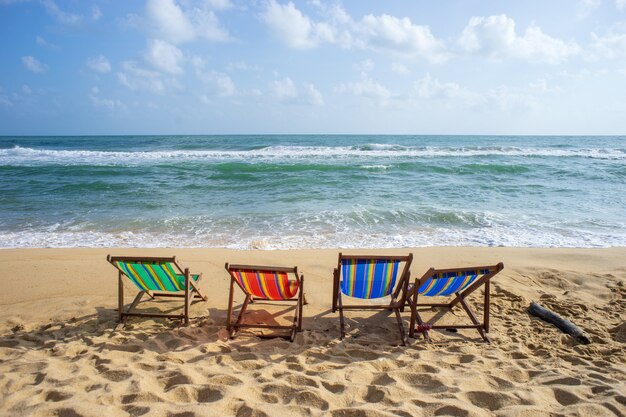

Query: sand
[0,247,624,417]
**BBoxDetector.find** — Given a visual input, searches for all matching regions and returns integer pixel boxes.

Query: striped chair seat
[230,268,299,300]
[416,269,490,297]
[340,258,400,299]
[116,260,200,292]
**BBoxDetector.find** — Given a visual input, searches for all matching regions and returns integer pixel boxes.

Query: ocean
[0,135,624,249]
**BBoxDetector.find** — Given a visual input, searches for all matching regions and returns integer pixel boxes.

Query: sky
[1,0,626,135]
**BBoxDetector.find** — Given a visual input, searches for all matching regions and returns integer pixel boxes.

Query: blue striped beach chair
[332,253,413,345]
[407,263,504,342]
[107,256,207,328]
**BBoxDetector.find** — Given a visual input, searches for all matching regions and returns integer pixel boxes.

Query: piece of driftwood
[528,301,591,344]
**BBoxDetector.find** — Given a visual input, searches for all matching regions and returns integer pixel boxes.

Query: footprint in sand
[321,381,346,393]
[122,405,150,417]
[330,409,395,417]
[101,369,133,382]
[261,383,329,410]
[44,390,73,402]
[284,374,319,388]
[434,405,471,417]
[464,391,520,411]
[364,386,386,403]
[236,404,269,417]
[552,387,583,406]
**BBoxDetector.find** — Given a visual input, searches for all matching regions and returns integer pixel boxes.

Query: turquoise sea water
[0,135,624,249]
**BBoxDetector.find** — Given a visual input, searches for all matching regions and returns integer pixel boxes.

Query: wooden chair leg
[226,279,234,333]
[337,291,345,340]
[394,307,407,346]
[183,270,190,326]
[458,296,490,343]
[231,295,251,339]
[408,290,417,339]
[484,280,490,333]
[118,273,124,323]
[298,277,304,331]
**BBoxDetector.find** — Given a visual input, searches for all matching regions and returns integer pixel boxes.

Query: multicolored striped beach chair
[407,263,504,342]
[225,263,305,342]
[107,256,207,328]
[332,254,413,345]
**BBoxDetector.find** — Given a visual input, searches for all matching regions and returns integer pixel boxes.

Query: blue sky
[1,0,626,135]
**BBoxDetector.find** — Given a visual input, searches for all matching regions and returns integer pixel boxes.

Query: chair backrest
[417,264,502,297]
[339,254,412,299]
[108,256,187,292]
[226,264,299,300]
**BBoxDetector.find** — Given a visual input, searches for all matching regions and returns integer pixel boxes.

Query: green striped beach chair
[332,253,413,345]
[107,255,207,327]
[407,263,504,343]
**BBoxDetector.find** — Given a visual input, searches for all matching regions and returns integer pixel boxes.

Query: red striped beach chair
[107,255,207,328]
[407,263,504,342]
[225,263,305,342]
[332,253,413,345]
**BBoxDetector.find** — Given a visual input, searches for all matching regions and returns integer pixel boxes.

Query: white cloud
[189,8,230,42]
[146,39,184,74]
[204,71,236,96]
[0,92,12,107]
[617,0,626,9]
[41,0,81,24]
[354,59,374,72]
[262,0,333,49]
[355,14,446,62]
[577,0,601,18]
[335,73,391,102]
[226,61,261,72]
[22,56,46,73]
[261,2,446,62]
[145,0,229,44]
[192,56,236,97]
[203,0,233,10]
[21,85,32,94]
[117,61,180,93]
[414,73,467,100]
[89,86,126,111]
[458,15,580,64]
[391,62,410,75]
[303,83,323,105]
[86,55,112,73]
[92,6,102,20]
[146,0,195,43]
[412,73,486,108]
[590,26,626,58]
[268,77,322,105]
[35,35,56,48]
[270,77,299,100]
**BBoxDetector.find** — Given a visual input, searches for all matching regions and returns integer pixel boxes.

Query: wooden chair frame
[407,262,504,343]
[225,263,305,342]
[107,255,207,328]
[332,253,413,345]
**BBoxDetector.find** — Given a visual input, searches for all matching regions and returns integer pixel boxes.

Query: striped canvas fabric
[417,269,490,297]
[230,269,299,300]
[116,261,199,292]
[340,258,400,299]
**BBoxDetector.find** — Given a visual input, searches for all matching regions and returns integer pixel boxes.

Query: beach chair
[225,263,305,342]
[407,263,504,343]
[107,255,207,327]
[332,253,413,345]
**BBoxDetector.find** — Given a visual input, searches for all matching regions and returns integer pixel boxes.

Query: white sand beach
[0,247,624,416]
